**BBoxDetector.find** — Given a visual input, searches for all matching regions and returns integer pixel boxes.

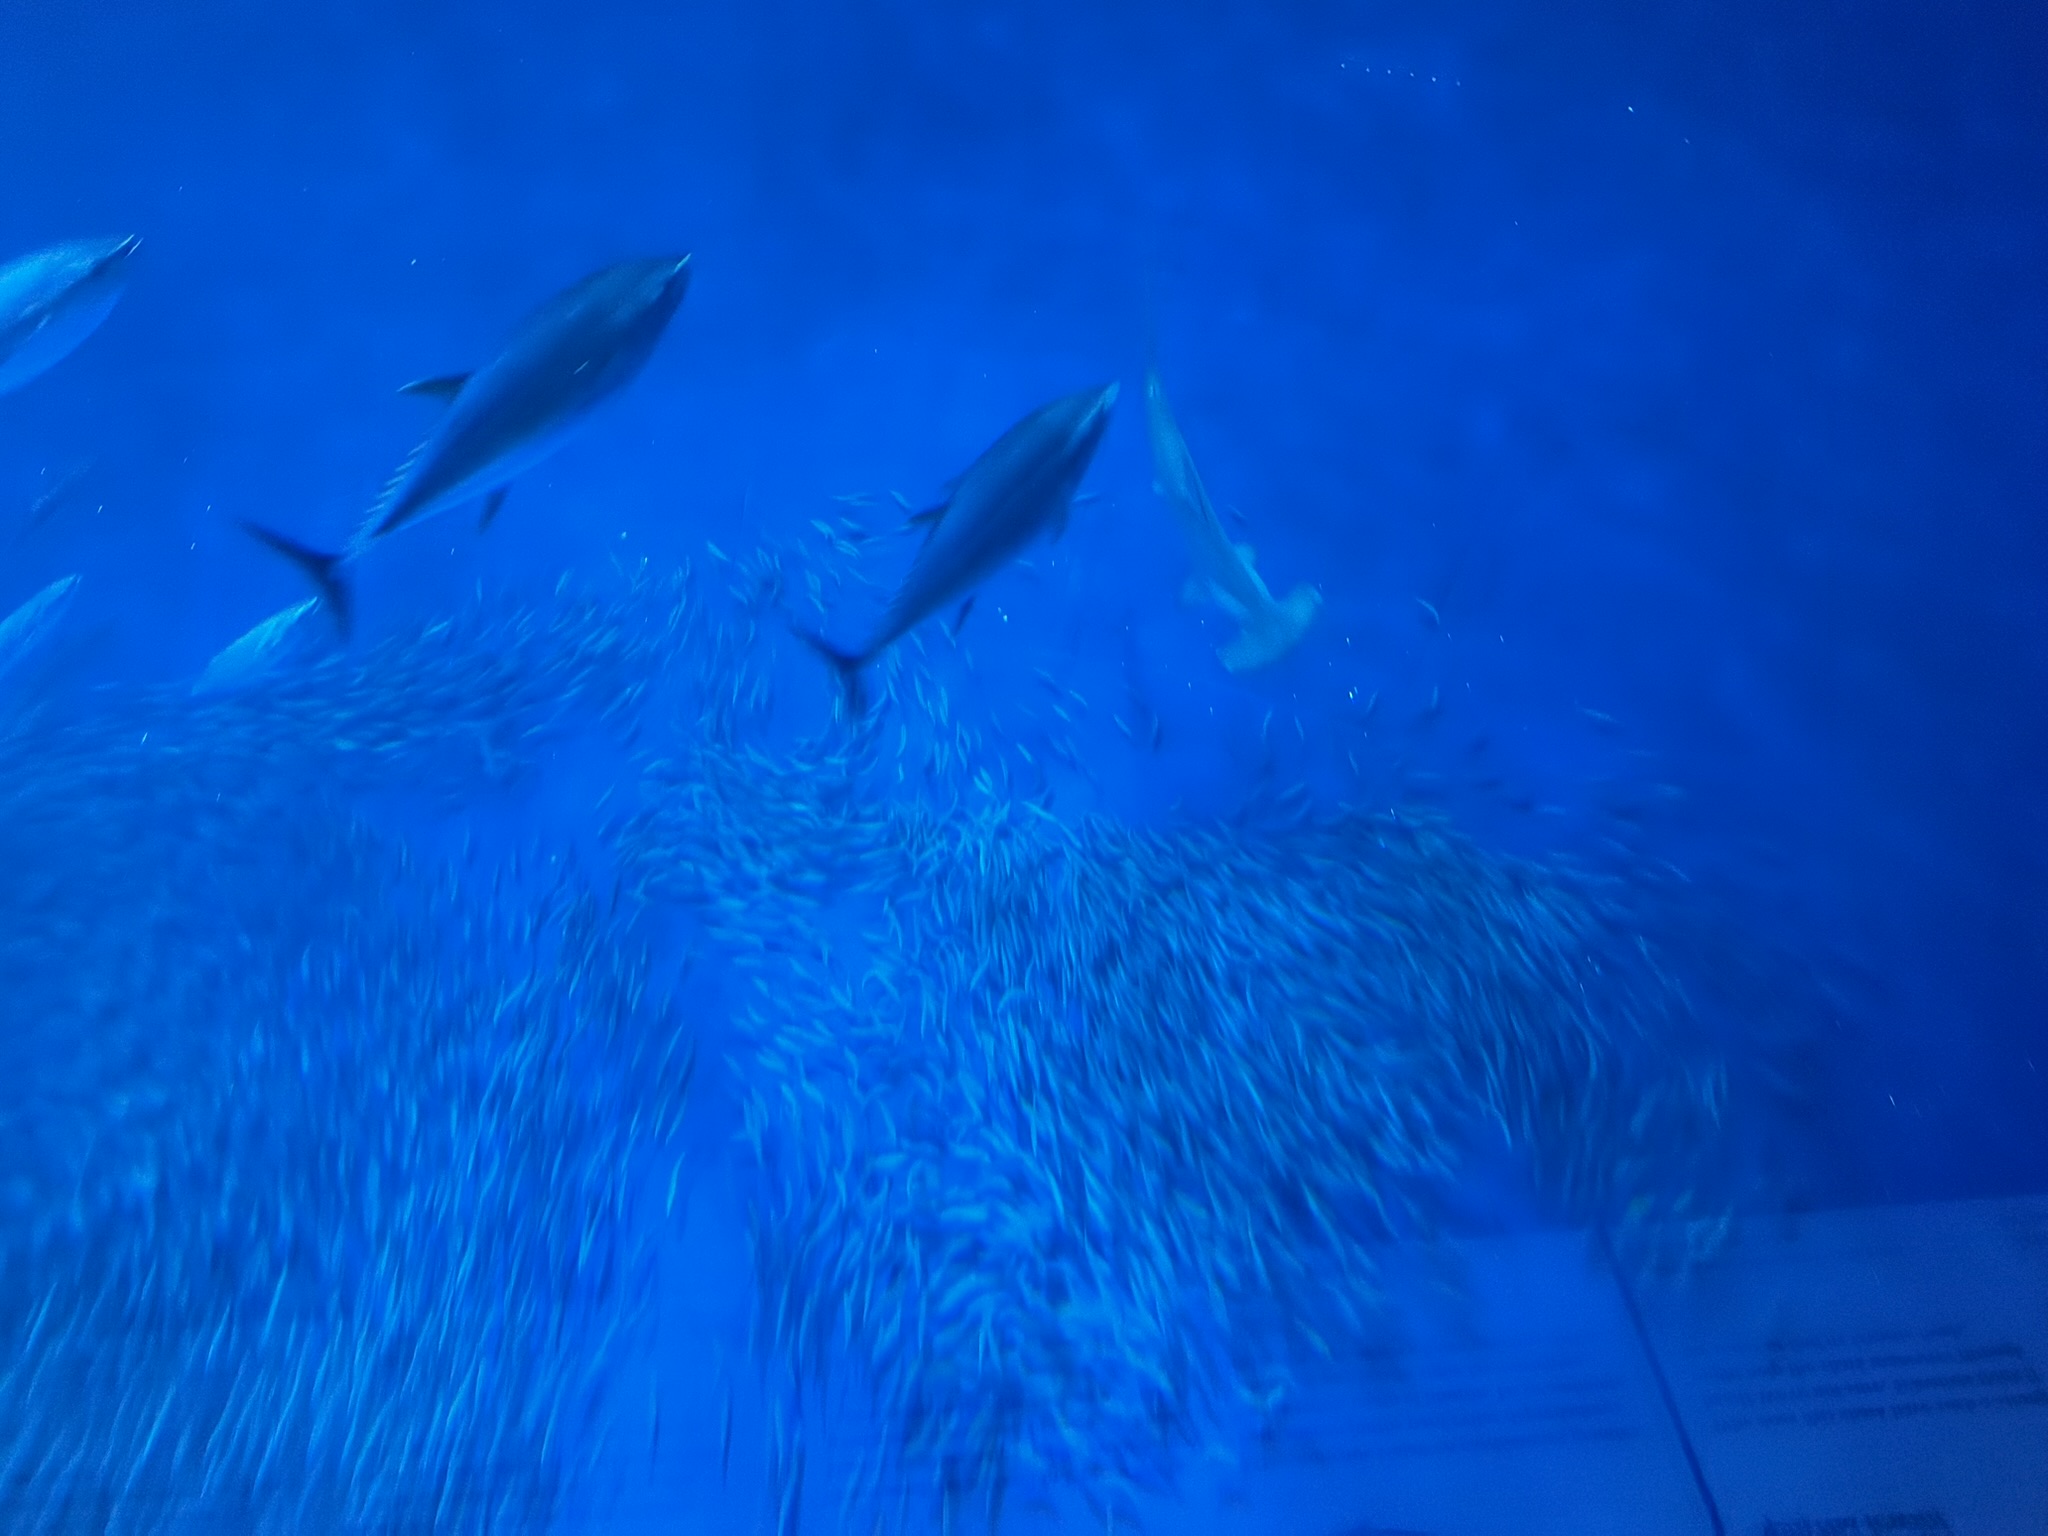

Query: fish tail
[793,628,868,715]
[241,521,353,640]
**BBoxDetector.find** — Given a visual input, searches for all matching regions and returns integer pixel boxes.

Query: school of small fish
[0,573,694,1534]
[0,235,1788,1534]
[611,522,1751,1532]
[0,517,1766,1533]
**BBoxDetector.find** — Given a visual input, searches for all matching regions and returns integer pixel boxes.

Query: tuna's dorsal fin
[398,372,471,403]
[1234,542,1257,570]
[478,487,509,531]
[948,595,976,641]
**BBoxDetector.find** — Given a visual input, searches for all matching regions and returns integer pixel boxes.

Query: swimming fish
[0,573,82,685]
[1145,369,1320,672]
[19,461,93,533]
[799,381,1118,710]
[0,237,140,395]
[191,597,324,696]
[244,254,692,636]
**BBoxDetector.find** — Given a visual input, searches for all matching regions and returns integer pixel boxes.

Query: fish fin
[397,372,470,403]
[1180,576,1209,609]
[240,521,352,640]
[369,441,430,536]
[948,595,976,640]
[902,501,948,534]
[478,487,509,531]
[1234,542,1257,569]
[793,627,869,715]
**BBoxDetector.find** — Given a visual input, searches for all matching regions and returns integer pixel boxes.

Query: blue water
[1,1,2043,1531]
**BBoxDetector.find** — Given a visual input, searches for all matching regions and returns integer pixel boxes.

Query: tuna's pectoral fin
[241,521,353,641]
[397,372,471,403]
[948,595,976,641]
[902,501,949,540]
[478,488,509,532]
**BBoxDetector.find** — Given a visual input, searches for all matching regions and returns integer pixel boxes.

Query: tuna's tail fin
[1218,583,1321,674]
[793,628,869,716]
[241,522,353,640]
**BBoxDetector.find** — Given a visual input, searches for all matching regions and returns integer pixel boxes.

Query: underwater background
[1,0,2043,1531]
